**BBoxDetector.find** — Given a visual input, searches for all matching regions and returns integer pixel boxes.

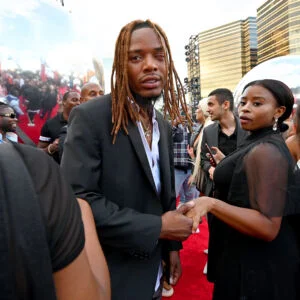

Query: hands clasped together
[160,197,217,241]
[160,197,216,286]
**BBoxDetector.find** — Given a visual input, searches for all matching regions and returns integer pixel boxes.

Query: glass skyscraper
[186,17,257,98]
[257,0,300,63]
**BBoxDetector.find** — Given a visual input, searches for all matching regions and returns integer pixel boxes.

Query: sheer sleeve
[244,143,288,217]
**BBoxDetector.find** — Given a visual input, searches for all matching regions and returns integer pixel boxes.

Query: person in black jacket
[61,19,194,300]
[200,88,248,197]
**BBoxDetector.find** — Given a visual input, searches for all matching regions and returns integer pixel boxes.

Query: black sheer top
[207,127,300,290]
[214,127,297,217]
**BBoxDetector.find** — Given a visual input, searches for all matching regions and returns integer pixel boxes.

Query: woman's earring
[273,118,278,131]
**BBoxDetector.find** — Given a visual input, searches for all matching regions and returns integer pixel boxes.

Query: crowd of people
[0,69,84,127]
[0,18,300,300]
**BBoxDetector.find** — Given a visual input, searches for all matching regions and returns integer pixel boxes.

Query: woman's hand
[185,197,216,232]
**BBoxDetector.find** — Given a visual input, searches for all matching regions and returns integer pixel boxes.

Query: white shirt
[0,132,18,143]
[137,109,163,292]
[137,110,161,194]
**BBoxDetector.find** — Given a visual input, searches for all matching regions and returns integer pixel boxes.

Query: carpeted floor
[17,101,59,144]
[163,218,213,300]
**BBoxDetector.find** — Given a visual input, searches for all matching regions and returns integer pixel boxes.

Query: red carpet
[17,99,59,144]
[16,104,214,299]
[163,218,213,300]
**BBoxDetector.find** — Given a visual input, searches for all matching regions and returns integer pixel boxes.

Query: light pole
[184,35,200,118]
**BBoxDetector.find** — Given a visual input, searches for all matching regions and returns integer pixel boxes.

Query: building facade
[257,0,300,64]
[186,17,257,99]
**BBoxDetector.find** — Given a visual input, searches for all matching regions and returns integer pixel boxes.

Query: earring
[273,118,278,131]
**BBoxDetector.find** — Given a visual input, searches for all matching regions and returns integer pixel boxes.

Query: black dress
[208,127,300,300]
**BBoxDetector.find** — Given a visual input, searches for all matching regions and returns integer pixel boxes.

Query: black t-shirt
[218,122,237,156]
[11,144,85,272]
[39,113,68,163]
[39,113,68,144]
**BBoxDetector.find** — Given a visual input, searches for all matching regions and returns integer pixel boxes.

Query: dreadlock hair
[111,19,191,143]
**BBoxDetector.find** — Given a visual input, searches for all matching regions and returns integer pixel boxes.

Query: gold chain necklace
[141,121,152,138]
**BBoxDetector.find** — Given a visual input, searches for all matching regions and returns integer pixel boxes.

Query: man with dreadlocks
[61,19,194,300]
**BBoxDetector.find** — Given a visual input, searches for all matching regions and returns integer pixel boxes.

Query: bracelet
[47,144,55,155]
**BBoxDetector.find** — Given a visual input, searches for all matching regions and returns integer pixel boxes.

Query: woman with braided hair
[61,19,194,300]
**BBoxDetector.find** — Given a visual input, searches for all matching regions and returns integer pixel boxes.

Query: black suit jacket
[200,117,248,196]
[61,94,181,300]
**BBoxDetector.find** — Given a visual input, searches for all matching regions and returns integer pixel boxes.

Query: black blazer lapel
[127,121,158,195]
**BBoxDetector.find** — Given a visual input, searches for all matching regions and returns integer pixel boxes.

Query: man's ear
[223,100,230,110]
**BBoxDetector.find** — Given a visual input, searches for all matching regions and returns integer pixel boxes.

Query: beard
[132,92,162,113]
[1,120,16,133]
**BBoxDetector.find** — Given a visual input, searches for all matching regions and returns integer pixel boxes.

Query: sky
[0,0,267,89]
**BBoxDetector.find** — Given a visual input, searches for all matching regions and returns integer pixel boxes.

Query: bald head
[80,83,104,103]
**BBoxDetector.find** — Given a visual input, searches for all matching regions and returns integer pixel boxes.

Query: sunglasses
[0,113,17,119]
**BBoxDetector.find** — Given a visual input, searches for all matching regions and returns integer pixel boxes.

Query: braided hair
[111,19,191,143]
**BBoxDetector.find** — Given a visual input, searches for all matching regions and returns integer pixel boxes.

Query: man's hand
[169,251,182,285]
[160,203,194,241]
[208,166,215,180]
[185,197,216,232]
[50,138,60,153]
